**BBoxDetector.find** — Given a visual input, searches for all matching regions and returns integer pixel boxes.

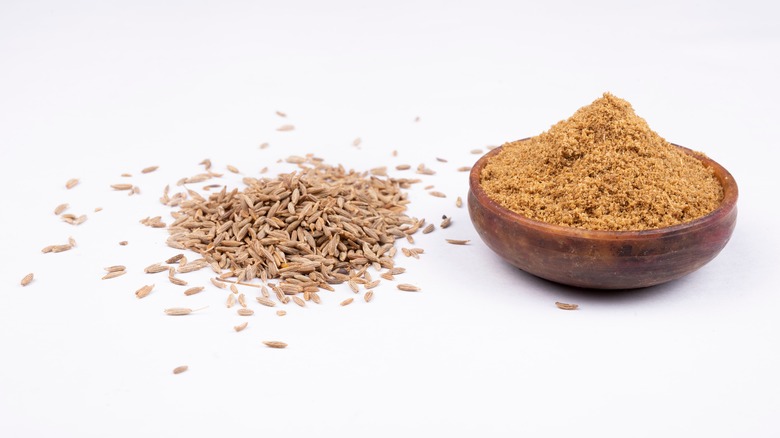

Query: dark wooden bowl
[468,142,738,289]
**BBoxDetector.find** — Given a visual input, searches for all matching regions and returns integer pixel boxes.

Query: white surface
[1,1,779,437]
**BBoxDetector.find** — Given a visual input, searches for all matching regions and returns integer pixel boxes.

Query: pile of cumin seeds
[164,155,422,294]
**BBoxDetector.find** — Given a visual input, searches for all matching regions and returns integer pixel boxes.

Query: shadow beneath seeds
[513,266,699,304]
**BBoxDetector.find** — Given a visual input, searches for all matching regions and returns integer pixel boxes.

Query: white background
[1,1,778,437]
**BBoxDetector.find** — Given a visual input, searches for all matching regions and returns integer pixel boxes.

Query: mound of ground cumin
[480,93,723,231]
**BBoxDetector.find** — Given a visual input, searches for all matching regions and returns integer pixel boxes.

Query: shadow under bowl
[468,142,738,290]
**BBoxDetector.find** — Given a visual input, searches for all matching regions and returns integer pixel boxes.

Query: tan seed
[397,283,420,292]
[234,322,248,332]
[275,110,287,117]
[210,278,227,289]
[141,165,158,174]
[364,290,374,302]
[65,178,79,189]
[456,196,463,208]
[429,191,446,198]
[436,157,448,163]
[173,365,188,374]
[119,241,128,246]
[226,293,236,308]
[111,183,133,191]
[353,137,362,147]
[422,224,435,234]
[555,301,579,311]
[256,297,276,307]
[470,148,483,154]
[446,239,470,245]
[168,276,188,286]
[238,293,247,307]
[277,124,295,132]
[395,164,411,171]
[145,263,168,274]
[227,165,239,174]
[104,265,126,272]
[457,166,471,172]
[293,296,306,307]
[230,284,239,294]
[165,254,184,264]
[102,270,126,280]
[54,203,69,215]
[135,284,154,299]
[276,310,287,316]
[263,341,287,349]
[340,298,354,306]
[440,216,452,228]
[184,286,204,296]
[237,308,254,316]
[20,273,34,286]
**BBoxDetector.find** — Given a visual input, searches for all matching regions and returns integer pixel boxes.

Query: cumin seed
[555,301,579,310]
[263,341,287,349]
[21,273,34,286]
[173,365,188,374]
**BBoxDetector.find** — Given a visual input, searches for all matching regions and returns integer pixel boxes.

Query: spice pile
[159,155,425,301]
[480,93,723,231]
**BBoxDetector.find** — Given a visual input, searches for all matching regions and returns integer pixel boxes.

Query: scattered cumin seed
[275,110,287,118]
[457,166,471,172]
[104,265,126,272]
[396,164,411,171]
[141,166,158,174]
[440,216,452,228]
[65,178,79,189]
[173,365,188,374]
[21,273,34,286]
[54,203,69,215]
[166,254,184,264]
[111,183,133,191]
[210,278,227,289]
[168,276,188,286]
[555,301,579,310]
[256,297,276,307]
[184,286,204,296]
[276,124,295,132]
[353,137,362,147]
[263,341,287,349]
[259,142,269,149]
[456,196,463,208]
[364,290,374,302]
[164,306,207,316]
[227,165,239,174]
[293,296,306,307]
[237,308,254,316]
[234,322,248,332]
[121,173,132,177]
[135,284,154,299]
[397,284,420,292]
[144,263,168,274]
[470,149,483,154]
[102,270,126,280]
[436,157,448,163]
[119,241,128,246]
[446,239,470,245]
[94,207,103,212]
[429,191,446,198]
[226,293,236,308]
[340,298,354,306]
[276,310,286,316]
[238,293,247,307]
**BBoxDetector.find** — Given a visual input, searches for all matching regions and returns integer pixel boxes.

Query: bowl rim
[469,140,739,240]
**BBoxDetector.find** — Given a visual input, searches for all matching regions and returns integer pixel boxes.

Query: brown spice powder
[480,93,723,231]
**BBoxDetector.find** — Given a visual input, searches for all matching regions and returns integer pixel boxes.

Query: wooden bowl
[468,142,738,289]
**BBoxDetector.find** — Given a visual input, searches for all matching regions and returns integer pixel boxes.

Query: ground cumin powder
[480,93,723,231]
